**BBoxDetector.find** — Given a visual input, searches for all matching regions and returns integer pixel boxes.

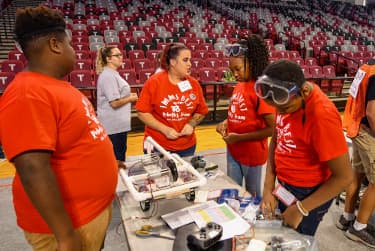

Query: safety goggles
[224,43,248,57]
[254,75,301,105]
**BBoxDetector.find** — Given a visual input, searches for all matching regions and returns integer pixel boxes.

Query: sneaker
[345,226,375,248]
[367,224,375,236]
[336,215,355,231]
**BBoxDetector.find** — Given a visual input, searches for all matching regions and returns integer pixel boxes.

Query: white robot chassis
[119,136,207,211]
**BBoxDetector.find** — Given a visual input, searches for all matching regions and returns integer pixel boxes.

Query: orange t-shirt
[136,71,208,151]
[227,81,275,166]
[343,63,375,138]
[0,72,118,233]
[275,85,348,187]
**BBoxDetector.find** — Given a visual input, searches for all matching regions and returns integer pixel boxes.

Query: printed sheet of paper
[161,200,218,229]
[189,203,250,240]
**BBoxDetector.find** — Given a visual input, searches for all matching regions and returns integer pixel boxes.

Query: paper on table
[161,200,218,229]
[189,203,250,240]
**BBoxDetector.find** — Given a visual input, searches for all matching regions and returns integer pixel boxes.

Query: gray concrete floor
[0,149,374,250]
[0,179,128,251]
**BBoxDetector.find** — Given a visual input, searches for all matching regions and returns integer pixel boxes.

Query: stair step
[0,0,43,63]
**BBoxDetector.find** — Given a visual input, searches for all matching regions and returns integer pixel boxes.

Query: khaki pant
[24,204,112,251]
[352,124,375,184]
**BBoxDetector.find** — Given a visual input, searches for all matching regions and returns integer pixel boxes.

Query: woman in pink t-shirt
[216,35,275,196]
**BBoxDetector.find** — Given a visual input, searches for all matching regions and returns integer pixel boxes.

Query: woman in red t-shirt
[216,35,275,196]
[136,43,208,156]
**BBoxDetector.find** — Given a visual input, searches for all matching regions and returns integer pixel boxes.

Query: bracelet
[296,201,309,217]
[299,201,309,215]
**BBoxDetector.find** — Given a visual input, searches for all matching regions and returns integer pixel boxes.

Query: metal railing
[325,50,360,75]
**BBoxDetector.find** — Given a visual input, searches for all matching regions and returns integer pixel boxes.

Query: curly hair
[237,34,269,81]
[14,6,66,58]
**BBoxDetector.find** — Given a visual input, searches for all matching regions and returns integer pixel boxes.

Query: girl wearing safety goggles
[216,35,275,197]
[259,60,352,236]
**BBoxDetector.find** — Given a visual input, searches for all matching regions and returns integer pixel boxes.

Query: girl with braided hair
[216,34,275,196]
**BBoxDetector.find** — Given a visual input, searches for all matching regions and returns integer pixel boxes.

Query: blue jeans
[0,145,4,158]
[109,132,128,161]
[143,144,196,158]
[226,150,263,196]
[278,181,333,236]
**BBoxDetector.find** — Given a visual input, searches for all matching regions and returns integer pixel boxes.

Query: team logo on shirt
[82,97,107,141]
[276,114,296,153]
[228,92,248,122]
[160,93,195,121]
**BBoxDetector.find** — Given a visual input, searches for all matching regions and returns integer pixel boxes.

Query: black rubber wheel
[166,159,178,182]
[185,190,195,202]
[140,199,151,211]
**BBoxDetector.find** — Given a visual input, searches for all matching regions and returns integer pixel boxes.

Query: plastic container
[216,188,239,204]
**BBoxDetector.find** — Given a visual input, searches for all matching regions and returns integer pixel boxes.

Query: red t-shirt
[0,72,118,233]
[275,85,348,187]
[227,81,275,166]
[136,71,208,151]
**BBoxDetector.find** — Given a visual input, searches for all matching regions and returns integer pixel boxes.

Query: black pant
[0,145,4,158]
[278,181,333,236]
[108,132,127,161]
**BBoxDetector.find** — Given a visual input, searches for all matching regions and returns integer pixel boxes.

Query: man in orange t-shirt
[257,60,352,236]
[0,6,117,251]
[136,43,208,156]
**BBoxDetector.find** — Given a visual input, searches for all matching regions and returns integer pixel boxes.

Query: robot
[119,136,207,211]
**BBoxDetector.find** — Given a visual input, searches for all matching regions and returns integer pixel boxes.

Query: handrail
[306,76,354,81]
[199,81,237,85]
[199,80,237,121]
[277,31,306,58]
[318,46,334,65]
[328,51,359,74]
[2,79,350,120]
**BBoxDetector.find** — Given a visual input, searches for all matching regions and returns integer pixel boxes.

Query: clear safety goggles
[224,43,248,57]
[254,75,301,105]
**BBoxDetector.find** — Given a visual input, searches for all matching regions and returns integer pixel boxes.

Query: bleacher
[0,0,374,117]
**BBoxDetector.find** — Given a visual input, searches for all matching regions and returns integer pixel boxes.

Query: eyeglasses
[224,43,248,57]
[254,75,301,105]
[110,54,123,58]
